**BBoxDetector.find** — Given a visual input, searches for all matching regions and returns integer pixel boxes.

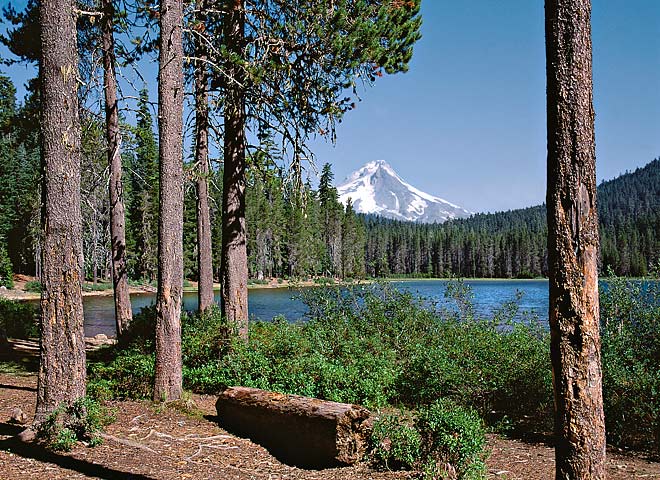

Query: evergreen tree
[102,0,133,336]
[546,0,606,476]
[192,0,214,312]
[154,0,185,403]
[216,0,422,331]
[34,0,87,429]
[318,163,344,276]
[128,89,159,281]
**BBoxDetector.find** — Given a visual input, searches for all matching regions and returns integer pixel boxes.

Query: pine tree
[217,0,422,330]
[128,90,159,281]
[220,0,249,337]
[34,0,86,427]
[318,163,344,277]
[193,0,214,312]
[545,0,606,477]
[102,0,132,336]
[154,0,184,402]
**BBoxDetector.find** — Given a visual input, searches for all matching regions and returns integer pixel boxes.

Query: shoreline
[0,277,359,302]
[5,275,646,303]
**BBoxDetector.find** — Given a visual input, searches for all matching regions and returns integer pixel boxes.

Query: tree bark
[195,0,214,313]
[545,0,606,478]
[216,387,372,468]
[102,0,132,338]
[154,0,184,402]
[220,0,248,338]
[36,0,86,424]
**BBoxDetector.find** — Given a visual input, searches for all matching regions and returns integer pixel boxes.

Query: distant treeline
[362,159,659,278]
[243,157,659,280]
[0,71,657,283]
[231,157,659,280]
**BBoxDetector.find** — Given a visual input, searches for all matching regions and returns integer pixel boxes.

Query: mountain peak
[337,161,471,223]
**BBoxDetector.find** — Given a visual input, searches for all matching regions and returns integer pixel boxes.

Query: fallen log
[215,386,372,468]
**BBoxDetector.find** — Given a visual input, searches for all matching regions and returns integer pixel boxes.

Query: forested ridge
[362,158,660,278]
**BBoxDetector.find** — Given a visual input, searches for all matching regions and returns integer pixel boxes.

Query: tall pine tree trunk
[154,0,184,402]
[221,0,248,338]
[195,0,214,313]
[102,0,132,338]
[35,0,86,424]
[545,0,606,477]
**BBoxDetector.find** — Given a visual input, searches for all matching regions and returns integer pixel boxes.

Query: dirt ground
[0,373,658,480]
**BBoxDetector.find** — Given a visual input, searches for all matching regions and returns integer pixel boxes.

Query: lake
[43,279,550,337]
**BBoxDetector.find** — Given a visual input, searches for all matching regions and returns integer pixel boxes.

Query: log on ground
[215,386,372,469]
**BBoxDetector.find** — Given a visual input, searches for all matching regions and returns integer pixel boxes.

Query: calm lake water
[36,279,549,337]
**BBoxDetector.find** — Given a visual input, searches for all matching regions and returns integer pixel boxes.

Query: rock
[17,427,37,442]
[9,407,29,425]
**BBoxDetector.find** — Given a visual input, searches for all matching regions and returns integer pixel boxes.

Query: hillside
[362,158,660,278]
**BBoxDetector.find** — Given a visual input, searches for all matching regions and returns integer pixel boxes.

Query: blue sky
[311,1,660,212]
[1,0,659,213]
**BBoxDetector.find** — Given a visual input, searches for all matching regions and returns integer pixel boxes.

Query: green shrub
[88,349,154,400]
[86,278,660,454]
[38,397,115,451]
[416,399,487,479]
[24,280,41,292]
[82,282,112,292]
[117,306,157,351]
[49,427,78,451]
[182,305,231,367]
[370,412,422,470]
[0,242,13,288]
[601,275,660,452]
[0,297,38,339]
[370,402,488,479]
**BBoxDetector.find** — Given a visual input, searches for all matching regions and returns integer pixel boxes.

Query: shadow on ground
[0,424,157,480]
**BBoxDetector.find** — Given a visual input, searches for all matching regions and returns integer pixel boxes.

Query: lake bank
[0,275,370,302]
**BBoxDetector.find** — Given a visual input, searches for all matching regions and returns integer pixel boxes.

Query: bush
[182,305,231,367]
[0,242,13,288]
[87,277,660,454]
[417,399,487,479]
[601,275,660,452]
[117,306,157,351]
[370,402,488,479]
[396,318,552,429]
[37,397,115,451]
[370,412,422,470]
[0,297,38,339]
[88,349,154,400]
[24,280,41,292]
[82,282,112,292]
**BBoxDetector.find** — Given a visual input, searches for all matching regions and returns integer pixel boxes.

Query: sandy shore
[0,276,358,302]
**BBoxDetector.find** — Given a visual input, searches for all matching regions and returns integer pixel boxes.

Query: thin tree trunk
[195,0,214,313]
[154,0,184,402]
[35,0,86,425]
[545,0,606,478]
[220,0,248,338]
[102,0,132,338]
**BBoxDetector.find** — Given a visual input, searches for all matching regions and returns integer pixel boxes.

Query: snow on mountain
[337,160,471,223]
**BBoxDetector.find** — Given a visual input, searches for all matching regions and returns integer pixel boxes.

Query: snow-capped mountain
[337,160,471,223]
